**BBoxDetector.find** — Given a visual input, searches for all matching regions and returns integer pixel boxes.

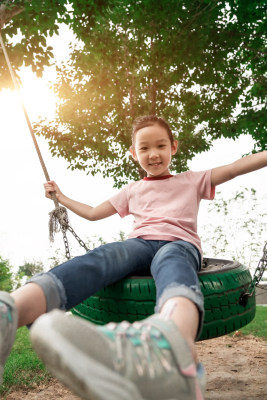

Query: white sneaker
[0,291,18,385]
[31,310,205,400]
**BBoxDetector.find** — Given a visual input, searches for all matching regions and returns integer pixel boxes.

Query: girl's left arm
[211,150,267,187]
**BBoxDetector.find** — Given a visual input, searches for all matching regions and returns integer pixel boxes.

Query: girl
[1,115,266,400]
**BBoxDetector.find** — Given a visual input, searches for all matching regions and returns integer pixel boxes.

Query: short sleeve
[199,169,215,200]
[186,169,215,200]
[109,185,130,218]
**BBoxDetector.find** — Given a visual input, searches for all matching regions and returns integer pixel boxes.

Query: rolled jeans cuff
[26,272,67,312]
[156,284,205,340]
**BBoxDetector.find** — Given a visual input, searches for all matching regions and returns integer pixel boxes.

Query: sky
[0,25,266,274]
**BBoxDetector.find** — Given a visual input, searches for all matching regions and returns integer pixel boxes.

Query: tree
[0,0,70,81]
[13,260,44,288]
[0,1,266,186]
[17,260,44,277]
[0,255,13,291]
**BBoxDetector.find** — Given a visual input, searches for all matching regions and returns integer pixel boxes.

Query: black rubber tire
[72,258,256,341]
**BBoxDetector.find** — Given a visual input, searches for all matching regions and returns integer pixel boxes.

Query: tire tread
[72,262,256,340]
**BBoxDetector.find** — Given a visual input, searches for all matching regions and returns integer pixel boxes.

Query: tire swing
[1,31,265,342]
[72,254,265,341]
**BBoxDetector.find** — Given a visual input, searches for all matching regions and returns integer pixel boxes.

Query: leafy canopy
[1,0,266,186]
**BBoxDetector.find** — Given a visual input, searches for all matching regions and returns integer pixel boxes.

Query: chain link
[252,241,267,288]
[243,241,267,298]
[59,223,89,260]
[67,225,89,253]
[49,204,89,259]
[62,228,71,260]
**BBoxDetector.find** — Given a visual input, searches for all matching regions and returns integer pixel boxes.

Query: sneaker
[31,310,205,400]
[0,291,18,385]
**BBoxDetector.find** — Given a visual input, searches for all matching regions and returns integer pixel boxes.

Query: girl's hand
[44,180,63,201]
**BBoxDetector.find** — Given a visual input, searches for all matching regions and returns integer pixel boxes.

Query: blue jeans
[28,239,204,335]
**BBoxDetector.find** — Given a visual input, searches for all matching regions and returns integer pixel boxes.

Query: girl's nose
[149,150,159,159]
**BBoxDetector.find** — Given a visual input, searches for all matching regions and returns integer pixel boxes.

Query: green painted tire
[72,258,256,341]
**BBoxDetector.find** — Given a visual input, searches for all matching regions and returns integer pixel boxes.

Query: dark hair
[132,115,174,145]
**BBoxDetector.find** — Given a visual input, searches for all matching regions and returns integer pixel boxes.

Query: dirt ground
[5,334,267,400]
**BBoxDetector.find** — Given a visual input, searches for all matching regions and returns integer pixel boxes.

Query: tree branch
[0,2,25,30]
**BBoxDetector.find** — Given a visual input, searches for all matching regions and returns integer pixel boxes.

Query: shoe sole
[30,313,144,400]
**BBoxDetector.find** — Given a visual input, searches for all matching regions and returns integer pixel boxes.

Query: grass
[0,306,266,397]
[236,305,267,339]
[0,327,51,398]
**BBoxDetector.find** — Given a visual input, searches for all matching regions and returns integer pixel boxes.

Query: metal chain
[62,228,71,260]
[58,224,89,260]
[66,225,89,253]
[252,241,267,289]
[58,223,89,260]
[243,241,267,298]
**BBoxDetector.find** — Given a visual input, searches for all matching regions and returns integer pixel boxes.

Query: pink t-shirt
[109,170,215,255]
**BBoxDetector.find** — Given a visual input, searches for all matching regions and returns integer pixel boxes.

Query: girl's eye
[140,147,147,151]
[159,145,166,148]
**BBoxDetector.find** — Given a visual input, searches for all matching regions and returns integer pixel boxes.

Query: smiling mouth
[149,162,161,166]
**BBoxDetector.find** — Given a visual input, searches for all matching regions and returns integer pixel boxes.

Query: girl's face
[130,124,178,177]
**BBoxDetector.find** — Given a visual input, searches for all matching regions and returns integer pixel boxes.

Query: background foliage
[0,0,266,186]
[200,188,266,269]
[0,256,13,291]
[0,258,44,291]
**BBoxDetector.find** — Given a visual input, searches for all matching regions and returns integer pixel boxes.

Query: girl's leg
[151,240,203,363]
[28,238,154,312]
[160,297,199,362]
[11,283,46,327]
[29,240,205,400]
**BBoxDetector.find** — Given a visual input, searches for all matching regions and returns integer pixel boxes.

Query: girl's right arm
[44,181,117,221]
